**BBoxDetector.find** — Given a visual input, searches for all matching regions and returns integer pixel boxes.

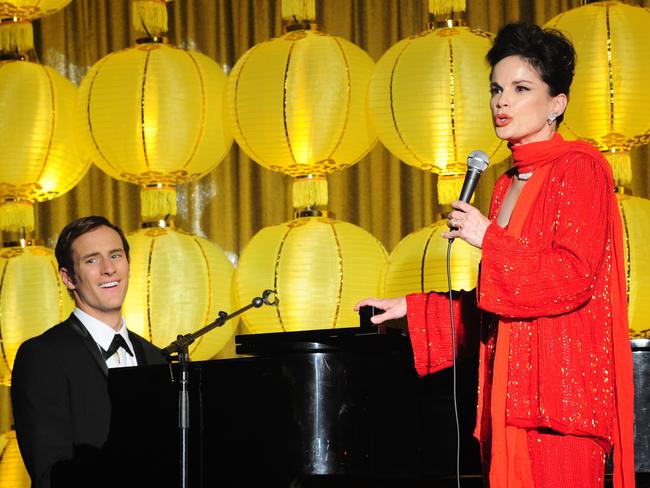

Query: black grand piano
[105,322,482,487]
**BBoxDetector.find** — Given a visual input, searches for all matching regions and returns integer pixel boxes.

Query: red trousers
[527,430,606,488]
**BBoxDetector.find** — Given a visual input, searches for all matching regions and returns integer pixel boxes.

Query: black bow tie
[102,334,134,360]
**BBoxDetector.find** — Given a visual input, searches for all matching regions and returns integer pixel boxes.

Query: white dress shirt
[73,308,138,368]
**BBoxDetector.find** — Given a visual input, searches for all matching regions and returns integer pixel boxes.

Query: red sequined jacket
[407,152,617,445]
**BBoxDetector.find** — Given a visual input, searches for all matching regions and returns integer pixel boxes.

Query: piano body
[105,326,481,487]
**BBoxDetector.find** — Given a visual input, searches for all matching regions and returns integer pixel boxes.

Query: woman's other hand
[442,200,491,248]
[353,297,407,324]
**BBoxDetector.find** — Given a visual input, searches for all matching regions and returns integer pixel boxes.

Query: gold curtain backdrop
[1,0,649,435]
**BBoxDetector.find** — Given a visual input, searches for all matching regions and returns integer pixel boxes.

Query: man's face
[60,225,129,329]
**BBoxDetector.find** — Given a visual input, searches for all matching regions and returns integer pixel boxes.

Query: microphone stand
[163,289,279,488]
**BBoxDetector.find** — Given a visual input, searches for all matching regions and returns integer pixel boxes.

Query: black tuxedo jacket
[11,313,166,488]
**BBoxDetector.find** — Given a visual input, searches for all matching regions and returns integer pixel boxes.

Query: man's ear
[60,268,76,290]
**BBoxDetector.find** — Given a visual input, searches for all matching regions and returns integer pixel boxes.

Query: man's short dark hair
[54,216,130,282]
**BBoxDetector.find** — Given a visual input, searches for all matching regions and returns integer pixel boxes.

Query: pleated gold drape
[2,0,649,439]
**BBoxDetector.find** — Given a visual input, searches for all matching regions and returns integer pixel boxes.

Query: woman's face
[490,55,566,146]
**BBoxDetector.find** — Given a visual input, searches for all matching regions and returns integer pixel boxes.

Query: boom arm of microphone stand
[163,289,279,358]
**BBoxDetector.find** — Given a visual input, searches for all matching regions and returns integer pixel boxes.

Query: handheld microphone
[448,150,490,240]
[458,150,490,203]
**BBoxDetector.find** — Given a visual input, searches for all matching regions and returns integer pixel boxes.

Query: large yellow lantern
[0,60,86,232]
[618,194,650,339]
[235,216,388,333]
[225,28,375,177]
[0,430,29,487]
[545,1,650,185]
[0,245,73,386]
[76,0,232,221]
[123,226,234,358]
[224,0,376,209]
[76,43,231,211]
[368,2,508,202]
[383,220,481,298]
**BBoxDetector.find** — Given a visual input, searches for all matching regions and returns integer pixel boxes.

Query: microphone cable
[447,238,462,488]
[442,149,488,488]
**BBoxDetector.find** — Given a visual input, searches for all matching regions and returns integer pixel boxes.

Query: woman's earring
[547,112,558,124]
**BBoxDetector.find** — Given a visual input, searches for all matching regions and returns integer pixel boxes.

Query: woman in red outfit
[355,23,635,488]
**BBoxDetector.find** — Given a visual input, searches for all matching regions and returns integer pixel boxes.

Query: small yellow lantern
[123,226,234,358]
[618,194,650,339]
[0,244,73,386]
[0,1,71,54]
[545,1,650,186]
[368,1,508,201]
[235,216,388,333]
[0,430,30,487]
[0,0,71,18]
[383,219,481,298]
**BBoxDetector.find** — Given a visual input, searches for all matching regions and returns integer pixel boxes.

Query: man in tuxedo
[11,216,166,488]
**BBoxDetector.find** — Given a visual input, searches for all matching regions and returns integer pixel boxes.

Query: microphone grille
[467,150,490,173]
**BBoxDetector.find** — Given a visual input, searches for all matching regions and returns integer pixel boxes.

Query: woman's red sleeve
[406,290,480,376]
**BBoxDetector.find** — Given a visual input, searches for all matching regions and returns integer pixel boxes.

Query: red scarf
[510,131,604,173]
[508,132,635,488]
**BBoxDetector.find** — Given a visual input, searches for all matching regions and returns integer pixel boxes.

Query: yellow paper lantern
[0,244,73,386]
[0,1,71,54]
[224,27,376,181]
[0,0,71,19]
[618,194,650,339]
[235,217,388,333]
[0,60,87,231]
[77,40,232,220]
[123,226,235,358]
[368,18,509,199]
[545,2,650,185]
[383,219,481,298]
[0,430,30,488]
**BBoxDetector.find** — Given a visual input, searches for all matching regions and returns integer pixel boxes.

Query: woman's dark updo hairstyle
[486,23,576,125]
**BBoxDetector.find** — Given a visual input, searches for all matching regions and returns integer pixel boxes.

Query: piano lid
[235,321,407,356]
